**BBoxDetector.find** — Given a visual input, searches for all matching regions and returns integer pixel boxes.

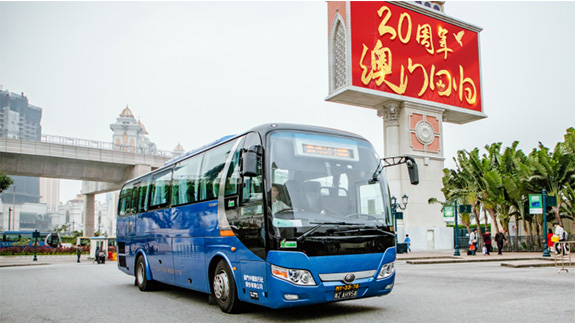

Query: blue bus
[116,123,418,313]
[1,231,61,248]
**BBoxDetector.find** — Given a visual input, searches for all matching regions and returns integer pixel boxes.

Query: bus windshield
[267,131,393,254]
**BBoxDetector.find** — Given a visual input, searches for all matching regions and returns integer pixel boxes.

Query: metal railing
[456,234,571,252]
[40,134,176,158]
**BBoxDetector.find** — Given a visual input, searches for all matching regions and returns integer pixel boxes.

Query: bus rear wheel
[136,256,155,291]
[212,259,242,313]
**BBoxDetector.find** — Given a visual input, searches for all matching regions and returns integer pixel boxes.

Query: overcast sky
[1,1,574,203]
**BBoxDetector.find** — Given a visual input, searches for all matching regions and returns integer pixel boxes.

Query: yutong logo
[343,274,356,283]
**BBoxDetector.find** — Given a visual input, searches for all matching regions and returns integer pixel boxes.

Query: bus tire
[212,259,242,313]
[136,256,155,291]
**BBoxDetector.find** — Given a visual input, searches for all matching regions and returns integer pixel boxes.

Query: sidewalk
[1,251,572,269]
[397,249,574,268]
[0,254,103,267]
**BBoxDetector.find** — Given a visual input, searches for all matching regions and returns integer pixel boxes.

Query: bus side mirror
[241,145,262,177]
[406,157,419,185]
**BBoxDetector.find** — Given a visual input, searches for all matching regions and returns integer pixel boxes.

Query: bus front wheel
[212,259,242,313]
[136,256,155,291]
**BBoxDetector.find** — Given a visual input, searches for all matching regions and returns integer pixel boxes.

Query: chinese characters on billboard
[350,2,482,112]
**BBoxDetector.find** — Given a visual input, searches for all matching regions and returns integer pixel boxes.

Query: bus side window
[239,132,263,214]
[137,177,150,213]
[149,168,173,209]
[172,156,202,206]
[118,184,134,216]
[224,139,244,196]
[199,141,235,201]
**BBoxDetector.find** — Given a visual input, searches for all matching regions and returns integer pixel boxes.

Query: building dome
[120,105,134,118]
[174,142,185,154]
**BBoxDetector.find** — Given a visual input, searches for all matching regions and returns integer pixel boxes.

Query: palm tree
[526,142,575,226]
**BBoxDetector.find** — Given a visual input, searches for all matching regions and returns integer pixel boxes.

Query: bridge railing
[41,134,176,158]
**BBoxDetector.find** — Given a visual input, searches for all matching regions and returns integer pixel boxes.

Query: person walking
[76,245,82,263]
[547,229,555,253]
[554,222,569,255]
[483,231,492,255]
[495,231,506,255]
[469,229,478,256]
[403,234,411,253]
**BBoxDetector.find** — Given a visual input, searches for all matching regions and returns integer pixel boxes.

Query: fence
[41,134,175,158]
[455,234,571,252]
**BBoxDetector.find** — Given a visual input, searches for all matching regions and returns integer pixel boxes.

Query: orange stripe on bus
[220,230,235,236]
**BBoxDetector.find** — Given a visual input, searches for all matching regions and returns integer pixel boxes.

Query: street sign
[529,194,542,214]
[459,205,472,213]
[443,205,455,222]
[395,211,403,220]
[545,195,557,207]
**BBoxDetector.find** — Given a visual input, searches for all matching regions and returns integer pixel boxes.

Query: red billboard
[349,2,482,112]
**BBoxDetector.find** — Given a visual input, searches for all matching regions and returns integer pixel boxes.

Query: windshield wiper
[337,225,395,237]
[296,222,362,241]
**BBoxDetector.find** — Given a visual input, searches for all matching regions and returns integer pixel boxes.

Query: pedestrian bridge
[0,135,174,235]
[0,135,172,192]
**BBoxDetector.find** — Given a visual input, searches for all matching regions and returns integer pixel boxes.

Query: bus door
[223,132,269,304]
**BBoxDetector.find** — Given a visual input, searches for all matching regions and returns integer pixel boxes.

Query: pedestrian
[76,245,82,263]
[494,231,506,255]
[547,229,555,253]
[403,234,411,253]
[469,229,478,256]
[483,231,492,255]
[554,222,569,255]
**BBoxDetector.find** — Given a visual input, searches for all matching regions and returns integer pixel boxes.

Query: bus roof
[122,123,367,187]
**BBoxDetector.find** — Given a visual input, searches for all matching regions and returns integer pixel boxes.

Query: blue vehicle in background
[1,230,61,248]
[116,123,418,313]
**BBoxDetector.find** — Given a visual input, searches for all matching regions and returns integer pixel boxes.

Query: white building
[110,106,157,154]
[57,195,107,235]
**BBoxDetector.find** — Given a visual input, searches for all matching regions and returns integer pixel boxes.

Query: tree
[526,141,575,226]
[0,172,14,194]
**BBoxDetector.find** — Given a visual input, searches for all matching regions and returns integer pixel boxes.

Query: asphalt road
[1,260,573,322]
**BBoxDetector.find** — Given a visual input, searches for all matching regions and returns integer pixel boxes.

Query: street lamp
[8,208,12,231]
[391,194,409,244]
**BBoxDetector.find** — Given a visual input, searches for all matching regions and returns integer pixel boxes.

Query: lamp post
[542,189,550,257]
[391,194,409,244]
[453,199,460,256]
[8,208,12,231]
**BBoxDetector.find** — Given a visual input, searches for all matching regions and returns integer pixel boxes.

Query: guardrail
[41,134,175,158]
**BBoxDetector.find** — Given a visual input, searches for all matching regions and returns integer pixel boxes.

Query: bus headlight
[377,262,395,279]
[271,265,316,286]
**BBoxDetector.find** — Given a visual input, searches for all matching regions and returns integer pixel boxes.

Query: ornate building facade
[110,106,157,155]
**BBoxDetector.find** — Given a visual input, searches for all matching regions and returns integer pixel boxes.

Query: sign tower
[326,1,486,248]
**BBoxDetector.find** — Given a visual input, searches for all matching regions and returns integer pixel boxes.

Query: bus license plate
[334,284,359,300]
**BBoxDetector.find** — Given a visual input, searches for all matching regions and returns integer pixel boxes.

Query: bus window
[172,156,202,206]
[150,168,173,209]
[199,141,235,201]
[224,140,243,196]
[118,183,134,216]
[136,177,151,213]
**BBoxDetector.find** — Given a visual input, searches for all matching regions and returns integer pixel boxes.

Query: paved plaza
[1,250,573,322]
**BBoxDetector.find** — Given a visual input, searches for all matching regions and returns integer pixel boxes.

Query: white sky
[1,1,574,203]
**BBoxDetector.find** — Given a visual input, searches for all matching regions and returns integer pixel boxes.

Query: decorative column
[378,101,403,198]
[379,101,446,229]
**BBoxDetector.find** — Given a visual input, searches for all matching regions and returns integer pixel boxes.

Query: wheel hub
[213,270,229,300]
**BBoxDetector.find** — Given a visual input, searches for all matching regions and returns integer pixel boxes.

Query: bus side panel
[173,237,208,292]
[140,209,175,285]
[238,259,269,306]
